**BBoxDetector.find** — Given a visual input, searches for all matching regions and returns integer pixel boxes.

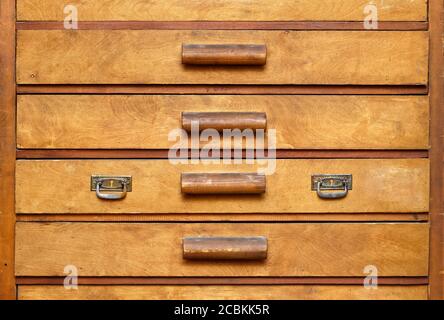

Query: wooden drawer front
[15,222,429,277]
[17,0,427,22]
[17,31,428,85]
[18,285,428,300]
[17,95,429,150]
[16,159,429,214]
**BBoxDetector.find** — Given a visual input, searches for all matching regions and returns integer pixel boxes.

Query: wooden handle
[183,236,268,260]
[181,173,266,194]
[182,44,267,65]
[182,112,267,132]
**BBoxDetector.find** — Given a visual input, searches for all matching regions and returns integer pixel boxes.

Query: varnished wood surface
[181,173,266,194]
[429,0,444,300]
[0,0,16,300]
[16,0,428,22]
[16,31,428,85]
[15,159,429,214]
[15,222,429,277]
[17,285,428,300]
[182,44,267,65]
[16,21,429,31]
[17,95,429,150]
[183,236,268,260]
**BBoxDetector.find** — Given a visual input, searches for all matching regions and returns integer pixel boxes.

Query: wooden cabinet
[1,0,443,301]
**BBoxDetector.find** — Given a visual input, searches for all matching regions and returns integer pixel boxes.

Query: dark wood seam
[16,21,428,31]
[15,276,429,286]
[16,84,429,95]
[16,149,429,159]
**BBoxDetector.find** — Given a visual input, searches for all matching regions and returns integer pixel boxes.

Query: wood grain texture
[17,95,429,150]
[17,285,428,300]
[182,44,267,65]
[181,173,266,194]
[15,222,429,277]
[183,236,268,260]
[0,0,16,300]
[428,0,444,300]
[15,159,429,214]
[16,30,428,85]
[16,0,428,21]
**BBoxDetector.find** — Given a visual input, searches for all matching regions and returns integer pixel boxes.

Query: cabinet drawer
[16,159,429,214]
[15,222,429,277]
[17,285,428,300]
[17,31,428,85]
[17,0,427,22]
[17,95,429,150]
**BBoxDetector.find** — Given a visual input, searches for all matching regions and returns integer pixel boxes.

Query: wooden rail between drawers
[16,21,428,31]
[3,0,441,300]
[15,277,429,286]
[15,213,429,222]
[16,84,429,95]
[16,149,429,159]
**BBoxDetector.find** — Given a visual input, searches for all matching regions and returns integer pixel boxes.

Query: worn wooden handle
[182,44,267,65]
[183,236,268,260]
[182,112,267,132]
[181,173,266,194]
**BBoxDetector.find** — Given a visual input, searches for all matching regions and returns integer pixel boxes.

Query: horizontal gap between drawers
[15,214,429,222]
[15,149,429,159]
[16,85,429,95]
[16,21,429,31]
[15,277,429,286]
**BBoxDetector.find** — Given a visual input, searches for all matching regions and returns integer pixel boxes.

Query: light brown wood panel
[18,285,428,300]
[16,95,430,149]
[16,0,427,21]
[15,159,429,214]
[15,222,429,277]
[16,31,428,85]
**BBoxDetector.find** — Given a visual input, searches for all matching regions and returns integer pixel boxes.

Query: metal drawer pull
[311,174,352,200]
[181,173,266,194]
[182,44,267,65]
[91,175,132,200]
[183,236,268,260]
[182,112,267,132]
